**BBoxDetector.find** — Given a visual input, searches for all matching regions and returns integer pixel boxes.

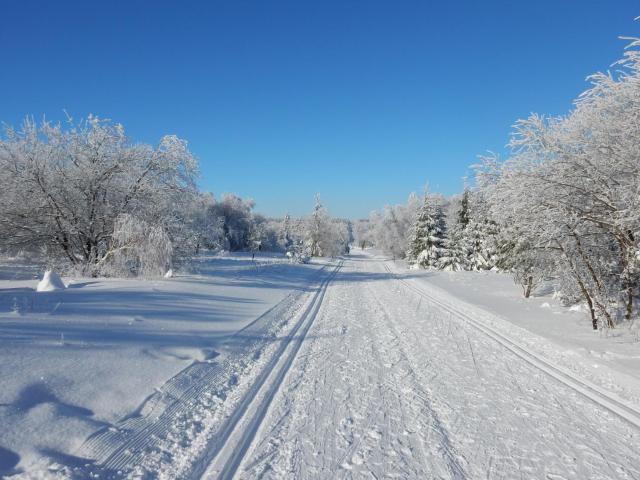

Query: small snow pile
[36,270,66,292]
[164,269,174,279]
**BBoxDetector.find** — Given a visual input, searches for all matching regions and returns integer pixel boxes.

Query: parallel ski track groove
[382,261,640,431]
[195,260,343,480]
[77,264,332,475]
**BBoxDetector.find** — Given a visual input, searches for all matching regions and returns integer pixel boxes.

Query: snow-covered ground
[0,253,327,477]
[2,250,640,479]
[386,256,640,408]
[233,251,640,479]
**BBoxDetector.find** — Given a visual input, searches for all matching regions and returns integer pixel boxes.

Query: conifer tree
[406,194,446,268]
[438,190,470,271]
[464,217,497,270]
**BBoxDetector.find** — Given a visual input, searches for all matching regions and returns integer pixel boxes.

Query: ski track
[68,263,336,479]
[234,253,640,480]
[381,261,640,431]
[196,260,343,479]
[45,253,640,479]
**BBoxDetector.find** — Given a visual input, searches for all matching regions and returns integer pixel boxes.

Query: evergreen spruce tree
[438,190,471,271]
[457,188,470,229]
[450,191,496,270]
[438,227,467,271]
[464,215,498,270]
[406,194,446,268]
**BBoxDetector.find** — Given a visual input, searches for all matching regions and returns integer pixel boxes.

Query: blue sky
[1,1,638,218]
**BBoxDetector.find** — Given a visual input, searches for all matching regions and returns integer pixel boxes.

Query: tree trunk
[524,275,533,299]
[625,286,634,323]
[556,239,598,330]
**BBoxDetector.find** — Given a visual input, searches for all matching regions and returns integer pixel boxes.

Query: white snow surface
[36,271,66,292]
[386,256,640,408]
[0,252,326,477]
[2,250,640,479]
[233,252,640,479]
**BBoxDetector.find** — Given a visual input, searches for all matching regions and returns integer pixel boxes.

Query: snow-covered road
[213,252,640,479]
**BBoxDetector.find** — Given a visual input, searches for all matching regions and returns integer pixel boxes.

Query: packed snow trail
[224,252,640,479]
[66,261,339,479]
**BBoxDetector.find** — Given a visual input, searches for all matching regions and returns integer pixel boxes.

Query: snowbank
[390,263,640,408]
[0,252,325,475]
[36,270,66,292]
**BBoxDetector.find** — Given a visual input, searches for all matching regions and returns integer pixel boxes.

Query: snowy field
[0,253,328,476]
[2,250,640,479]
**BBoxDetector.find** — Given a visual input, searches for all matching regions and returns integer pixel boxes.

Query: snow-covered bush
[101,214,173,278]
[36,270,66,292]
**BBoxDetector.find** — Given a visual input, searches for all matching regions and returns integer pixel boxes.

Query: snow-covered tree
[438,189,470,271]
[102,214,173,278]
[0,115,198,275]
[366,193,420,258]
[475,36,640,329]
[303,194,348,258]
[406,193,447,269]
[353,219,372,250]
[278,214,294,251]
[306,194,326,257]
[210,194,256,251]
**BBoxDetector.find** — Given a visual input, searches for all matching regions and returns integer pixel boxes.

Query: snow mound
[36,270,66,292]
[164,269,174,279]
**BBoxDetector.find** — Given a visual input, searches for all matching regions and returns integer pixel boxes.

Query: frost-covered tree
[303,194,348,257]
[493,225,549,298]
[180,193,225,255]
[438,189,470,271]
[332,218,353,255]
[0,115,198,275]
[476,36,640,328]
[209,194,256,251]
[306,194,326,257]
[366,193,420,258]
[101,214,173,278]
[353,219,372,250]
[438,228,467,271]
[464,209,498,271]
[406,193,447,269]
[278,214,295,251]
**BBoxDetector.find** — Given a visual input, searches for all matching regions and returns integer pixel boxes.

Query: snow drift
[36,270,66,292]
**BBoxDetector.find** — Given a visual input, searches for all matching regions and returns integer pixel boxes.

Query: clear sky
[1,1,638,219]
